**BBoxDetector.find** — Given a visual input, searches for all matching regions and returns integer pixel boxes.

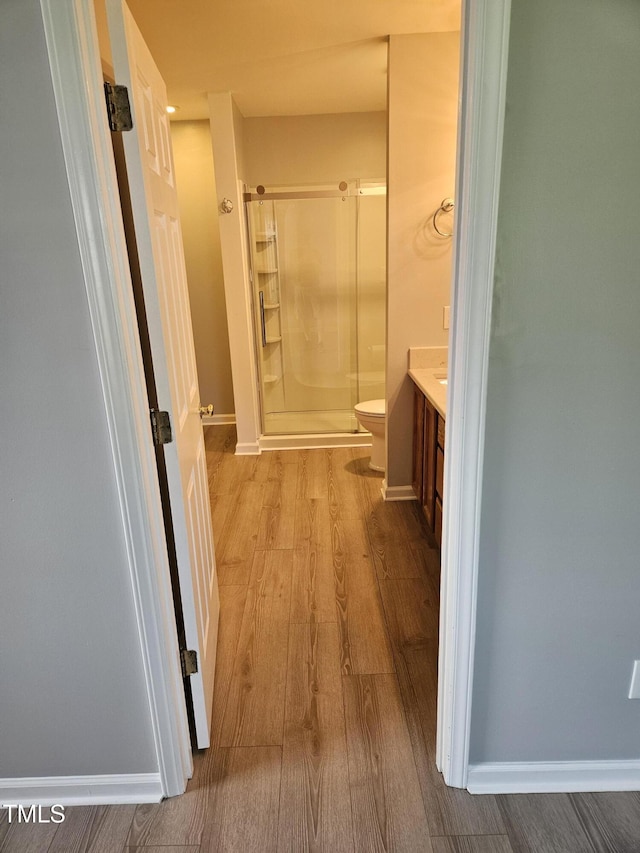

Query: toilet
[354,399,386,472]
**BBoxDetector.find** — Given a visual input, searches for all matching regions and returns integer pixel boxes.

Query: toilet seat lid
[355,398,386,417]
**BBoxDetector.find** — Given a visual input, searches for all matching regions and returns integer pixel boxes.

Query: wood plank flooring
[3,424,640,852]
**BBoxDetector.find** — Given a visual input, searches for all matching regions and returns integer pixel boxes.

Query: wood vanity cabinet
[412,384,445,547]
[411,385,425,504]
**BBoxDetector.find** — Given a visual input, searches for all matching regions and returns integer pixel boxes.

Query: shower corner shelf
[249,197,285,409]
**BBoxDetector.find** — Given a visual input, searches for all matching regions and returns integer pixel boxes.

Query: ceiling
[123,0,461,120]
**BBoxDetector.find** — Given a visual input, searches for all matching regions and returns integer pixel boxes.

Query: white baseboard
[0,773,163,806]
[467,760,640,794]
[201,413,236,426]
[234,441,261,456]
[382,481,417,502]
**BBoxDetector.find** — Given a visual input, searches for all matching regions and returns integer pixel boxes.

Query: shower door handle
[259,290,267,347]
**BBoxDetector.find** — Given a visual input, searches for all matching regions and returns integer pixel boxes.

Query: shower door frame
[244,182,385,440]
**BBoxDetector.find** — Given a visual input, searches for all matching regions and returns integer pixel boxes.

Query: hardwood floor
[3,424,640,852]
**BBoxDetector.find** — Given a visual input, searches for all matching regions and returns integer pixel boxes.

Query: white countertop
[408,368,447,418]
[407,346,448,417]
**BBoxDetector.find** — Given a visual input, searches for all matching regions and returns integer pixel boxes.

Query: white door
[107,0,220,748]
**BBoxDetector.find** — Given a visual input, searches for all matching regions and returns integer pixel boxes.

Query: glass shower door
[247,193,359,435]
[355,189,386,403]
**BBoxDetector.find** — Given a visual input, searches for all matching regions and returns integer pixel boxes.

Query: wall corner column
[208,92,261,454]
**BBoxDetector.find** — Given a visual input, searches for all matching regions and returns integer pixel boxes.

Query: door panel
[107,0,219,748]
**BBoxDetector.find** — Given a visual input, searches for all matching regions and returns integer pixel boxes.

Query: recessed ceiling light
[166,105,178,114]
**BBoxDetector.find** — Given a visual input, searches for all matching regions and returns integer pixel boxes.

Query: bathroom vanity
[409,367,446,548]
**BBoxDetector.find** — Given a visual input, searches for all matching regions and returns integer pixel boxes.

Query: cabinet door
[436,444,445,502]
[434,496,443,549]
[422,398,437,528]
[412,386,425,502]
[437,414,446,451]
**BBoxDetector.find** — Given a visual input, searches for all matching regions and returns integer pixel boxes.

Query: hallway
[3,426,640,851]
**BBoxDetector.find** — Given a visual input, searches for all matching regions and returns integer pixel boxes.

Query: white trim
[258,433,371,452]
[201,413,236,426]
[0,774,163,807]
[40,0,192,798]
[436,0,512,788]
[208,99,262,453]
[235,441,262,456]
[467,761,640,794]
[382,482,417,502]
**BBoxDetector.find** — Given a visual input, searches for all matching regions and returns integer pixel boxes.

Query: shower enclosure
[245,181,386,437]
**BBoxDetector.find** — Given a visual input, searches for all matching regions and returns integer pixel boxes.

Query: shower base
[259,432,372,452]
[263,409,362,435]
[259,409,372,451]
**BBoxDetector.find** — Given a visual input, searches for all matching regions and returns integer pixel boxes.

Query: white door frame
[437,0,511,787]
[41,0,512,797]
[41,0,192,797]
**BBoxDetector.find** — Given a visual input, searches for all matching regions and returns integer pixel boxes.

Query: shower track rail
[243,184,386,202]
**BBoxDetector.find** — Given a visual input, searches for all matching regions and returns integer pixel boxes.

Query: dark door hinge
[104,82,133,132]
[150,409,173,446]
[180,648,198,678]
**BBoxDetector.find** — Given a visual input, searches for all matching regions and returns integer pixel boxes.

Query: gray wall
[471,0,640,762]
[0,0,157,777]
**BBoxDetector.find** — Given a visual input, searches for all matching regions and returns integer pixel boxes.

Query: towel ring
[433,198,455,237]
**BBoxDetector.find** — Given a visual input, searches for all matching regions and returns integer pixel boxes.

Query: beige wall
[386,32,459,489]
[171,121,235,415]
[243,111,387,186]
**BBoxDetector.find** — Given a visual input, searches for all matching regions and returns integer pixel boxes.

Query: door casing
[40,0,511,797]
[42,0,192,797]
